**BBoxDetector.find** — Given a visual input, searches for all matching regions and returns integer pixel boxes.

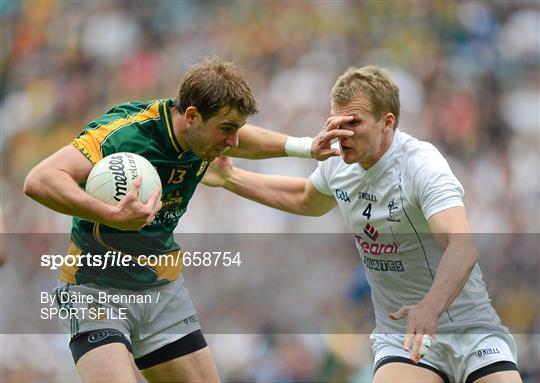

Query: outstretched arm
[203,156,336,216]
[226,116,353,160]
[226,124,287,159]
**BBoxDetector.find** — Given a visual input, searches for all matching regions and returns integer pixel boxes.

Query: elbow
[300,204,328,217]
[470,245,480,265]
[464,241,479,266]
[23,170,40,198]
[308,209,327,217]
[299,201,332,217]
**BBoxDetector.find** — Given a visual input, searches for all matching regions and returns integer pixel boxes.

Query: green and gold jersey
[62,100,209,290]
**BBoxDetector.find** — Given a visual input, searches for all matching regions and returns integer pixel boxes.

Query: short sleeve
[309,162,334,196]
[71,128,104,165]
[411,145,464,220]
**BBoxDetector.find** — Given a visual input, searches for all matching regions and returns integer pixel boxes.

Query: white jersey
[310,130,507,335]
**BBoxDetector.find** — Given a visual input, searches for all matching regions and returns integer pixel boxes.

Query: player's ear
[184,106,199,127]
[382,113,395,133]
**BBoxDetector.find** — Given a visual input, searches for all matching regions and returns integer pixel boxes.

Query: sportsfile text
[41,251,242,270]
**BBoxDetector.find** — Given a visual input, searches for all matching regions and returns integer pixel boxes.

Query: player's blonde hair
[175,55,258,121]
[331,66,400,130]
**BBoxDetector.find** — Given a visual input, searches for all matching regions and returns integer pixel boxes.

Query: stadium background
[1,1,538,382]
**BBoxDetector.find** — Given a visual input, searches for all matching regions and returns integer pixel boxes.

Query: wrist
[95,199,119,225]
[420,295,446,317]
[285,136,314,158]
[224,167,242,191]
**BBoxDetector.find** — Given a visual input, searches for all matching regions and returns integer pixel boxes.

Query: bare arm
[226,117,354,160]
[226,124,288,159]
[390,206,479,363]
[23,145,161,231]
[422,206,479,315]
[203,156,336,216]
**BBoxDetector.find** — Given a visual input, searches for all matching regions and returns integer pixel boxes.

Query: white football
[85,152,161,205]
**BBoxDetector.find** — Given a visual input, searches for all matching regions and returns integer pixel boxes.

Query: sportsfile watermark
[40,290,158,320]
[1,233,538,334]
[40,250,242,270]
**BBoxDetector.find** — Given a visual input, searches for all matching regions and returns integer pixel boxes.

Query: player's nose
[225,131,239,148]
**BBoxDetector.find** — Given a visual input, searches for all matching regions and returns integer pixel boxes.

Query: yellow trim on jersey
[93,223,115,251]
[94,222,182,283]
[136,251,183,283]
[71,101,161,164]
[60,241,81,284]
[163,102,182,155]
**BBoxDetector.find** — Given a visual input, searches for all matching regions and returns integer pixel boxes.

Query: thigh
[371,334,451,381]
[76,343,138,383]
[54,282,132,341]
[141,346,220,383]
[473,370,522,383]
[374,361,445,383]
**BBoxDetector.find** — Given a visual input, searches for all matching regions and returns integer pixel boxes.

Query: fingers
[410,333,423,363]
[325,129,354,140]
[129,176,142,196]
[138,187,161,230]
[145,214,156,226]
[316,130,353,147]
[146,187,162,213]
[209,156,232,170]
[317,149,341,159]
[403,332,414,352]
[389,306,408,321]
[408,334,433,363]
[323,115,354,131]
[419,334,432,358]
[389,306,423,362]
[313,129,352,159]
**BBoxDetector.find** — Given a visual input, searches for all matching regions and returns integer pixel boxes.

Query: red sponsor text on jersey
[354,235,400,256]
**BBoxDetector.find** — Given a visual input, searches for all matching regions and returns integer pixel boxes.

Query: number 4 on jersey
[362,203,372,220]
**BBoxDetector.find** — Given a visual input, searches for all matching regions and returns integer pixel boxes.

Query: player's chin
[341,151,358,164]
[203,149,223,162]
[203,153,218,161]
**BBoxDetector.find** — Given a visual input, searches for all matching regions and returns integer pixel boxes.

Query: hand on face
[311,116,354,160]
[331,97,395,167]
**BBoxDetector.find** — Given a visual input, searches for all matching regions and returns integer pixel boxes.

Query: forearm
[224,168,318,215]
[227,124,288,159]
[24,167,114,224]
[420,238,479,315]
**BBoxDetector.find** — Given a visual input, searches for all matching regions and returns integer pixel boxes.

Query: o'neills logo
[477,347,500,358]
[355,234,400,255]
[109,154,138,202]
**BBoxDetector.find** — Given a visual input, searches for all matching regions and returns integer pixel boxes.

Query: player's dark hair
[174,56,258,121]
[331,66,400,130]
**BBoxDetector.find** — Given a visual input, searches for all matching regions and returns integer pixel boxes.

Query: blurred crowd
[1,1,538,382]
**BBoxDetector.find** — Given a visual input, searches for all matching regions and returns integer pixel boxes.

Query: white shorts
[371,332,518,382]
[54,274,201,359]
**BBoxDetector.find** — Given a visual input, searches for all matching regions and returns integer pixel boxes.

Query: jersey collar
[159,99,186,159]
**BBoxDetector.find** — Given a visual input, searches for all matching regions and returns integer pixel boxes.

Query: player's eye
[341,120,359,130]
[221,126,234,133]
